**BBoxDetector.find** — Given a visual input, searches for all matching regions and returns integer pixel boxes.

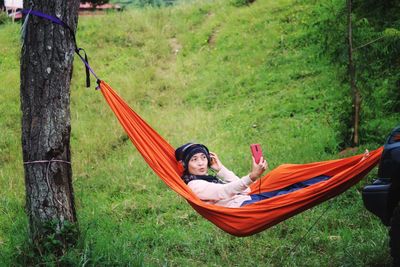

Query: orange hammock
[99,81,383,237]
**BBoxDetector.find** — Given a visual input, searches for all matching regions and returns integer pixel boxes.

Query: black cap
[175,143,211,169]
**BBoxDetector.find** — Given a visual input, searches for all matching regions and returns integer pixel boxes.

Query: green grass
[0,0,392,265]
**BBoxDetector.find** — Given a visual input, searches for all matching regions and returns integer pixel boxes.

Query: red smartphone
[250,144,263,164]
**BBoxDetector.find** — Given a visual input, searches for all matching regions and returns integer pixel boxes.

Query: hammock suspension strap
[21,5,101,89]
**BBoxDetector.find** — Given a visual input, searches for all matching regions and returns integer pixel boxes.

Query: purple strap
[76,48,100,86]
[21,9,101,88]
[22,9,68,28]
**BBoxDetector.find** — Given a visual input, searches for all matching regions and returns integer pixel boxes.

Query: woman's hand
[209,152,223,172]
[249,157,268,181]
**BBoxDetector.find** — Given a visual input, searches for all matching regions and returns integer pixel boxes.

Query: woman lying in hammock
[175,143,332,208]
[175,143,269,207]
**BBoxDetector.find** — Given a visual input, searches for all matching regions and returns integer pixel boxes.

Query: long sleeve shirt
[187,166,253,208]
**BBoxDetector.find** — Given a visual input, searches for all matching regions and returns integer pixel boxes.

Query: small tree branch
[352,35,385,51]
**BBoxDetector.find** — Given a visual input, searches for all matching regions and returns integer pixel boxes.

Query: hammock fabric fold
[99,81,383,237]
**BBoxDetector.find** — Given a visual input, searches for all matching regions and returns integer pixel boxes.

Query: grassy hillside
[0,0,392,265]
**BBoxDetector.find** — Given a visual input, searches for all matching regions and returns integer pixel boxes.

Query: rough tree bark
[347,0,361,146]
[20,0,80,254]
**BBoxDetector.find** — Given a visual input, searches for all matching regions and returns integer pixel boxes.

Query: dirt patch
[169,38,182,56]
[204,12,219,47]
[207,27,219,47]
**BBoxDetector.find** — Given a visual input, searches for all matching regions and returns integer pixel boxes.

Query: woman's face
[188,152,208,175]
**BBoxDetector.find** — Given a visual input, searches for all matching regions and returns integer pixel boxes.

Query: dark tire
[390,204,400,267]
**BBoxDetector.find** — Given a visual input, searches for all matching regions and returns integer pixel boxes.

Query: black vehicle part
[362,126,400,225]
[379,126,400,226]
[378,126,400,183]
[390,203,400,267]
[362,179,392,225]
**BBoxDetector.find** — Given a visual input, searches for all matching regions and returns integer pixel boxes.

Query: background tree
[347,0,361,146]
[307,0,400,147]
[20,0,80,256]
[350,0,400,144]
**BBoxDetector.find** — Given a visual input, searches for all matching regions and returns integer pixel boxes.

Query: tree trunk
[20,0,80,255]
[347,0,361,146]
